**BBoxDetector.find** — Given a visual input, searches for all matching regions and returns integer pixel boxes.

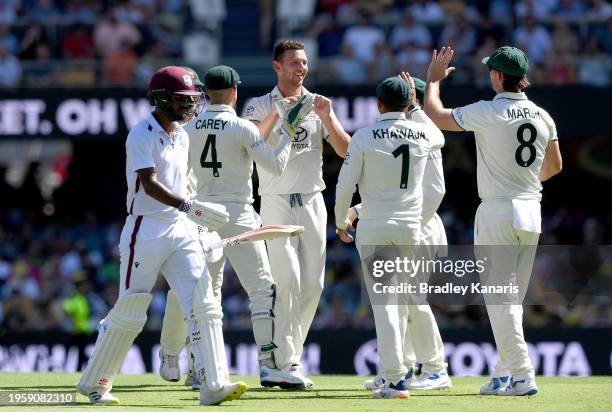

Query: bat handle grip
[208,240,225,250]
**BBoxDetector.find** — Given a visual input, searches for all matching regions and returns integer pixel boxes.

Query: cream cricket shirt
[184,104,292,204]
[243,86,329,195]
[335,111,443,228]
[452,92,558,202]
[125,112,189,220]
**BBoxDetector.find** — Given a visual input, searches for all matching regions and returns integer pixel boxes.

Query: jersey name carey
[194,118,229,130]
[507,107,541,120]
[372,127,425,140]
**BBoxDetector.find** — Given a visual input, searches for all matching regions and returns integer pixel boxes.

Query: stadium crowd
[0,0,610,87]
[1,199,610,336]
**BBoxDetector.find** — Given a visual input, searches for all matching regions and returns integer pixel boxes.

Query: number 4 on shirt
[200,134,222,177]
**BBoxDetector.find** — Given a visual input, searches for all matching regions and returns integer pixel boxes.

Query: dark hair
[502,74,530,92]
[378,99,408,113]
[273,40,305,61]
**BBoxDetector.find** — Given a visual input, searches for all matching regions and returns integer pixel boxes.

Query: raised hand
[313,94,333,119]
[399,71,418,108]
[427,46,456,83]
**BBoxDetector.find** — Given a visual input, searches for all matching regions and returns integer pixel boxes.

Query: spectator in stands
[0,23,18,56]
[584,0,612,22]
[332,42,367,84]
[472,35,498,87]
[577,37,611,87]
[149,14,182,58]
[317,0,353,16]
[555,0,587,20]
[550,20,580,54]
[389,10,432,53]
[546,52,576,85]
[513,16,552,64]
[514,0,558,20]
[395,39,431,77]
[592,17,612,54]
[0,0,20,24]
[63,0,99,24]
[341,12,385,65]
[312,15,343,58]
[0,44,21,87]
[257,0,274,50]
[62,24,95,60]
[438,16,477,55]
[93,7,141,57]
[26,42,55,87]
[19,23,49,60]
[27,0,62,23]
[103,40,138,86]
[409,0,445,23]
[487,0,514,23]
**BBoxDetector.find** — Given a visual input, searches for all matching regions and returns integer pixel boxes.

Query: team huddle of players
[76,40,562,405]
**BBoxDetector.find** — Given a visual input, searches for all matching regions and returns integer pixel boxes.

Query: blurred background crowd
[0,0,610,87]
[0,0,611,338]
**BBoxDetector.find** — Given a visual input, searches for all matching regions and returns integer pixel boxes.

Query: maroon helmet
[148,66,203,121]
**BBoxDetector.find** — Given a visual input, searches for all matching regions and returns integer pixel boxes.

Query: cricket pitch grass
[0,373,610,411]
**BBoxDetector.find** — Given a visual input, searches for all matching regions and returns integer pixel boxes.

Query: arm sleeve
[126,132,155,171]
[451,100,491,133]
[412,108,445,150]
[242,97,266,123]
[541,109,558,141]
[335,136,363,229]
[242,121,291,176]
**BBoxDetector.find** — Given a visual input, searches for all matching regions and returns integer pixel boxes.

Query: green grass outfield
[0,373,610,411]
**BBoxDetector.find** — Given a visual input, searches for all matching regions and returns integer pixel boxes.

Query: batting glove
[197,227,223,263]
[179,200,229,231]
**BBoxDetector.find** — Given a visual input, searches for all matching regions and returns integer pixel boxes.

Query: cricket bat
[209,225,304,249]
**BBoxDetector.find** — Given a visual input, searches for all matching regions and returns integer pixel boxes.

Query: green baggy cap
[204,65,242,90]
[482,46,529,77]
[376,77,412,107]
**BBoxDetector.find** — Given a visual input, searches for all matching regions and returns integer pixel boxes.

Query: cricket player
[357,75,450,391]
[335,77,444,399]
[243,40,351,387]
[76,66,247,406]
[424,46,562,396]
[159,65,306,388]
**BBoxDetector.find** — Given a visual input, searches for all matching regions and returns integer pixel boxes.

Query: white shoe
[78,385,120,405]
[372,379,410,399]
[263,364,312,390]
[408,370,452,390]
[200,381,247,406]
[364,375,384,390]
[159,349,180,382]
[498,377,538,396]
[480,376,509,395]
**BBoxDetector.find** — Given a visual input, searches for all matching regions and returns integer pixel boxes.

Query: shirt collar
[271,85,309,100]
[378,111,406,121]
[146,112,178,138]
[493,92,528,101]
[206,104,236,115]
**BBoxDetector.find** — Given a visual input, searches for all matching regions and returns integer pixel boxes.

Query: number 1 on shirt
[392,144,410,189]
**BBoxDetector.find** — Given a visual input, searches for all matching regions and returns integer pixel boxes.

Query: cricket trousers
[356,218,420,385]
[260,191,327,370]
[475,199,539,380]
[119,214,207,313]
[161,203,278,362]
[400,213,447,374]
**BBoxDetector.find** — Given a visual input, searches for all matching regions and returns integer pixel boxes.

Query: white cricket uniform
[180,104,292,361]
[452,92,558,380]
[335,111,442,384]
[79,112,221,395]
[243,86,330,369]
[121,113,208,312]
[399,108,447,375]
